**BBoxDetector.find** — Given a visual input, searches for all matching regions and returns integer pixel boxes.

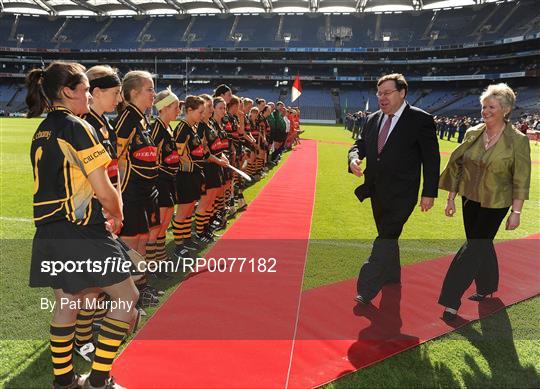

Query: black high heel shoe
[442,309,457,321]
[468,293,493,301]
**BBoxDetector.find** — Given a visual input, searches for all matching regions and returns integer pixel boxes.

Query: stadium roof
[0,0,511,16]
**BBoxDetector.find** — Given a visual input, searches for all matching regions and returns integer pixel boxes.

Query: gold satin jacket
[439,122,531,208]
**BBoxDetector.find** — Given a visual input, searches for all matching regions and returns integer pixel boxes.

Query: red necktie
[377,114,394,154]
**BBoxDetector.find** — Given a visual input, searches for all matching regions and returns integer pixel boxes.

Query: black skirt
[30,221,131,294]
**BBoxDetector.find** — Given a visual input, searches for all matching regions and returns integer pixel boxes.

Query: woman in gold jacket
[438,83,531,321]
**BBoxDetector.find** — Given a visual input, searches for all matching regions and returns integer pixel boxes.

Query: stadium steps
[471,4,498,37]
[412,90,429,107]
[94,19,113,44]
[228,15,239,40]
[421,12,438,40]
[6,85,22,108]
[492,5,520,34]
[430,91,468,114]
[275,15,284,41]
[136,18,154,48]
[8,14,19,42]
[52,19,69,46]
[181,16,195,41]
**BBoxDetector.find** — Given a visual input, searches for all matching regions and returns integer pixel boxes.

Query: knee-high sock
[156,235,167,261]
[50,322,76,386]
[75,309,95,347]
[172,217,192,245]
[88,317,130,387]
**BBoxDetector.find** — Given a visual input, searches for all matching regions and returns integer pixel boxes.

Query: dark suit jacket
[348,104,440,206]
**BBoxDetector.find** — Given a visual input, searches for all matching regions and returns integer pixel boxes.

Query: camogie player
[150,88,181,272]
[27,61,136,389]
[225,96,247,213]
[256,105,272,175]
[241,98,258,180]
[114,71,160,305]
[171,96,209,258]
[255,97,266,113]
[247,106,262,179]
[194,94,230,242]
[73,65,122,361]
[208,97,230,231]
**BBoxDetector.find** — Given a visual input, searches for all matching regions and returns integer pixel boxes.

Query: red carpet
[287,234,540,388]
[112,141,319,388]
[113,138,539,388]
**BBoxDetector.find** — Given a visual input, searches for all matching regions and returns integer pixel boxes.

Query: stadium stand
[0,0,538,121]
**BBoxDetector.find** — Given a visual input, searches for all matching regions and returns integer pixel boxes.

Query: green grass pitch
[0,118,538,388]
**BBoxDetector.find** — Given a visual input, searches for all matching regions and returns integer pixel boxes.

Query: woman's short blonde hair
[480,83,516,119]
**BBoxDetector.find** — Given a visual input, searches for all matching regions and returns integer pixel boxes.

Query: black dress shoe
[354,295,370,305]
[468,293,493,301]
[442,310,457,321]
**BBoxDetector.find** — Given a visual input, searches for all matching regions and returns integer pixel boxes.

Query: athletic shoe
[227,205,237,219]
[144,285,164,296]
[79,374,126,389]
[74,342,95,362]
[182,238,202,251]
[174,245,191,260]
[137,286,160,308]
[194,233,212,246]
[236,195,247,212]
[53,373,82,389]
[149,269,171,280]
[207,229,222,239]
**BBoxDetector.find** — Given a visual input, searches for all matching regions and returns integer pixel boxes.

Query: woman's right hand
[445,199,456,217]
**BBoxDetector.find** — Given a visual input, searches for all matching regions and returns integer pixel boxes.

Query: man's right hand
[350,159,363,177]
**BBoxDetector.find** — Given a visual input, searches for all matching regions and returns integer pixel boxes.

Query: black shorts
[204,163,223,190]
[30,221,131,294]
[176,170,205,204]
[157,178,176,208]
[120,192,161,236]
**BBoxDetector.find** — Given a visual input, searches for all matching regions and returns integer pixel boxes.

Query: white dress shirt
[379,100,407,142]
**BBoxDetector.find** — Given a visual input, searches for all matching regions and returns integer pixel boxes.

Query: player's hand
[219,156,229,167]
[349,159,363,177]
[105,216,123,235]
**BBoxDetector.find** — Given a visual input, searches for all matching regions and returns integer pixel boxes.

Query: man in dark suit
[348,74,440,304]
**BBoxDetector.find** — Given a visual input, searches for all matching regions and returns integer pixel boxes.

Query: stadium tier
[1,1,539,50]
[0,0,539,120]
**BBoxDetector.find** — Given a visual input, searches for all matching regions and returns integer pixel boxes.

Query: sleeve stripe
[114,110,131,135]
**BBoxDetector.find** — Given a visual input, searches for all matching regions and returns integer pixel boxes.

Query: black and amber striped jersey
[31,107,111,226]
[209,118,230,156]
[222,113,240,145]
[257,114,270,138]
[249,117,260,138]
[82,109,118,185]
[174,119,209,172]
[151,118,179,180]
[198,120,226,158]
[114,104,158,197]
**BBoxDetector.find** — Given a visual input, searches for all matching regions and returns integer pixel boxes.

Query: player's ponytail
[25,61,86,118]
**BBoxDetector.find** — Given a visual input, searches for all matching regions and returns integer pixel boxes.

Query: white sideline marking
[0,216,33,222]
